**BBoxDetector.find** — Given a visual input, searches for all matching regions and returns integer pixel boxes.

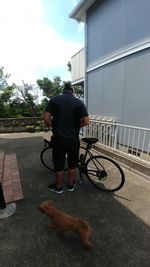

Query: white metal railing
[82,117,150,165]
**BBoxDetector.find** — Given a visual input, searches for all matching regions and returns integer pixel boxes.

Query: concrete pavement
[0,132,149,267]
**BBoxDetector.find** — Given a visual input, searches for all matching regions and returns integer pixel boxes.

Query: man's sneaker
[68,182,76,192]
[48,184,63,194]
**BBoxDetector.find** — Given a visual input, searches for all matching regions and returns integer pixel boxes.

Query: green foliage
[74,85,84,95]
[0,66,10,89]
[37,98,49,115]
[0,86,14,103]
[67,61,71,72]
[26,125,35,132]
[0,67,71,118]
[37,76,63,98]
[0,67,16,117]
[15,82,38,117]
[36,77,53,98]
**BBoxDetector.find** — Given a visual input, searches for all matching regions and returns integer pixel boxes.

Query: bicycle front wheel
[85,155,125,192]
[40,146,54,171]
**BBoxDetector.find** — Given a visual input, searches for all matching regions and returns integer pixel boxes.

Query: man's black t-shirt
[45,92,88,138]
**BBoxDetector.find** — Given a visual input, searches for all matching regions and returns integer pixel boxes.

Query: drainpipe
[83,12,88,138]
[84,12,88,109]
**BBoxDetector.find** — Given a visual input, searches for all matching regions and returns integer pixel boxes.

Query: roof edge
[69,0,96,22]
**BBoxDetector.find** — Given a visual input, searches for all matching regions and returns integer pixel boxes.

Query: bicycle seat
[81,137,98,145]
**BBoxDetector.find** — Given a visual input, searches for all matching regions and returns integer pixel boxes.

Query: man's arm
[43,111,52,129]
[80,116,89,127]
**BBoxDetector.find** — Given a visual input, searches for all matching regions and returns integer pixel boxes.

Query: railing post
[113,125,118,149]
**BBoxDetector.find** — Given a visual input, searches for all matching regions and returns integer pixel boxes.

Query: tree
[37,76,63,98]
[0,67,15,117]
[15,81,39,117]
[0,66,10,89]
[0,66,72,118]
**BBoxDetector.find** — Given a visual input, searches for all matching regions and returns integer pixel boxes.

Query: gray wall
[87,0,150,66]
[87,48,150,128]
[86,0,150,128]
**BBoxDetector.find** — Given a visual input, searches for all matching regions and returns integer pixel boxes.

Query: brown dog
[38,200,93,250]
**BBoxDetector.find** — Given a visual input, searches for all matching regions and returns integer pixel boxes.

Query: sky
[0,0,84,85]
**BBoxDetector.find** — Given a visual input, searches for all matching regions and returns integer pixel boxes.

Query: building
[69,0,150,129]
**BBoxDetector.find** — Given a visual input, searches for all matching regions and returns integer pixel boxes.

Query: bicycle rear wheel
[85,155,125,192]
[40,146,54,171]
[40,146,69,171]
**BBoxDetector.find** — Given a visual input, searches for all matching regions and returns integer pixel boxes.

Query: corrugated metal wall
[86,0,150,128]
[87,0,150,66]
[87,48,150,128]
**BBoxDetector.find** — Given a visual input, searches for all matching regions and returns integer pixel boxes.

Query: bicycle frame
[43,138,102,177]
[44,139,51,147]
[41,137,125,191]
[78,143,95,182]
[79,141,109,182]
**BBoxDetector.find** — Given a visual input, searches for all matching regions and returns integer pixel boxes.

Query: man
[43,82,89,194]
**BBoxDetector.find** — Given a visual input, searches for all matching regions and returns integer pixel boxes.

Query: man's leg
[49,138,65,194]
[67,139,79,191]
[49,170,64,194]
[55,170,64,188]
[68,168,76,185]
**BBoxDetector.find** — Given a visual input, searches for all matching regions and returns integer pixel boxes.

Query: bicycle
[40,137,125,192]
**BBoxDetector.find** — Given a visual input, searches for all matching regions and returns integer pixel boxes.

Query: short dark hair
[63,82,73,93]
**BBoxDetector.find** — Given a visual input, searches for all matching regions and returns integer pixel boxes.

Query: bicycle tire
[40,145,92,172]
[40,146,54,171]
[85,155,125,192]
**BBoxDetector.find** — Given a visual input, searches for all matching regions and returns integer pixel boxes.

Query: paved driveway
[0,133,150,267]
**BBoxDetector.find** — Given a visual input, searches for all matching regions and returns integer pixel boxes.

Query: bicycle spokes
[86,156,125,192]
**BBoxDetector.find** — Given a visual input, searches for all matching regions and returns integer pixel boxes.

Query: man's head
[63,82,74,94]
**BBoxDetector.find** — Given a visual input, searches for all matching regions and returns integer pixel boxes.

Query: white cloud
[0,0,83,85]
